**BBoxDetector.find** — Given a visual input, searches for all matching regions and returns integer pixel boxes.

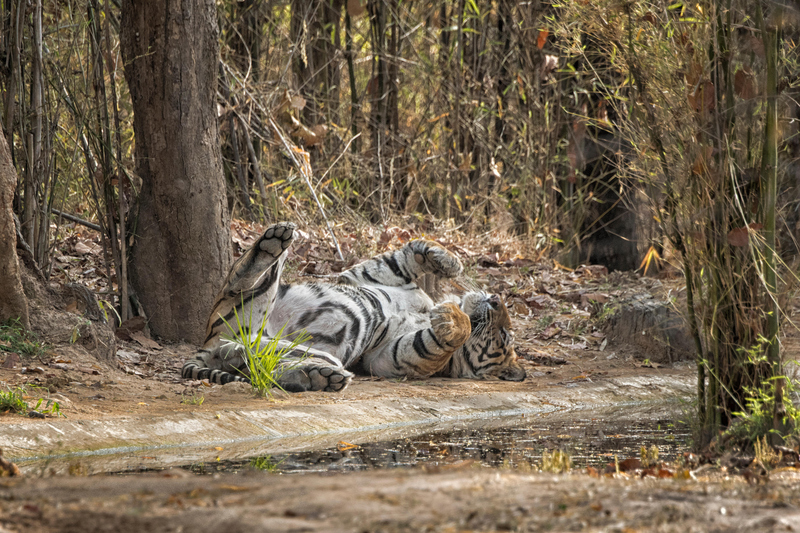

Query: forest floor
[1,220,800,532]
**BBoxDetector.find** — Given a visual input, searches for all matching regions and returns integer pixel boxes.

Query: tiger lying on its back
[182,222,526,392]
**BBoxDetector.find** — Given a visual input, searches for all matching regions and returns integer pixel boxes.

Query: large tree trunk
[121,0,231,343]
[0,124,29,328]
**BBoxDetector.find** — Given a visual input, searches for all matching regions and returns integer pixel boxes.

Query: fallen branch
[51,208,102,232]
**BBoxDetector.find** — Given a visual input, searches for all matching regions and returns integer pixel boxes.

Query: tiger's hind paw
[258,221,297,258]
[430,302,471,348]
[278,364,354,393]
[411,241,463,279]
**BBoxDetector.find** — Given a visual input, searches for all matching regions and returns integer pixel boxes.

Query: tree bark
[0,123,29,328]
[121,0,231,343]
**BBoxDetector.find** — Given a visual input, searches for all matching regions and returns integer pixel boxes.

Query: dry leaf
[2,353,20,369]
[734,68,756,100]
[347,0,365,17]
[691,145,714,176]
[688,80,716,116]
[130,331,162,351]
[536,29,549,50]
[337,440,360,451]
[617,458,642,472]
[727,223,763,248]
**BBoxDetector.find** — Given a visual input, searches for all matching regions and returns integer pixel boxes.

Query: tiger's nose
[488,294,501,309]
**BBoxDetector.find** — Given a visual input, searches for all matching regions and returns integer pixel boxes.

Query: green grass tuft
[0,385,64,417]
[221,301,312,397]
[0,318,48,359]
[250,455,285,472]
[0,387,28,414]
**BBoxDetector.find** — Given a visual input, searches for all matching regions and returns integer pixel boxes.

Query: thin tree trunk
[0,121,29,328]
[761,11,786,442]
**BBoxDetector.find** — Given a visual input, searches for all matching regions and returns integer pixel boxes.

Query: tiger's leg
[360,302,471,379]
[271,344,354,393]
[338,239,462,287]
[182,222,296,384]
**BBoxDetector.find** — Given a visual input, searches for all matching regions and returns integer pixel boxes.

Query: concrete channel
[1,374,693,475]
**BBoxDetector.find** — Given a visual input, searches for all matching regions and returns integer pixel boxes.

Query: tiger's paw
[278,364,354,393]
[257,222,297,259]
[410,240,463,278]
[430,302,471,348]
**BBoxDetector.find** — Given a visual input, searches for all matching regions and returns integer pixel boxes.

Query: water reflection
[187,416,689,475]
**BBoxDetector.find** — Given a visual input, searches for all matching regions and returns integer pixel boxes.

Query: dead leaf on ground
[540,325,562,340]
[337,441,360,451]
[74,240,102,255]
[608,458,641,473]
[130,331,162,351]
[2,353,20,369]
[581,293,609,307]
[116,316,147,341]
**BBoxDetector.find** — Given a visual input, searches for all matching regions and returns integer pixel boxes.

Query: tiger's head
[448,292,526,382]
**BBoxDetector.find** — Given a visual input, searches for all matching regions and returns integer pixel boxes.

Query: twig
[316,132,361,186]
[236,113,267,208]
[268,118,344,261]
[51,208,102,232]
[229,112,252,211]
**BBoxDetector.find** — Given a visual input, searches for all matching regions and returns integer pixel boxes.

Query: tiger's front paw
[278,364,354,393]
[430,302,471,348]
[257,222,297,259]
[410,240,463,278]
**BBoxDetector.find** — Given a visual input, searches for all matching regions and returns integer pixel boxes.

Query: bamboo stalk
[104,0,128,322]
[345,12,359,153]
[88,0,121,318]
[31,0,43,263]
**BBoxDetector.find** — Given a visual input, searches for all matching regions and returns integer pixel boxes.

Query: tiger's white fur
[181,222,525,391]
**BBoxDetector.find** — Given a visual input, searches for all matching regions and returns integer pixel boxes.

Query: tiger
[181,222,526,392]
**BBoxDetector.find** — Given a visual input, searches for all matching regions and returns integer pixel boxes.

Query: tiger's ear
[495,296,512,329]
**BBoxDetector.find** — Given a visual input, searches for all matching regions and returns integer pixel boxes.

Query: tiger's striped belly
[267,283,434,368]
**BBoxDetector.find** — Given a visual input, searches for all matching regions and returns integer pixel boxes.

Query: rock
[603,296,694,364]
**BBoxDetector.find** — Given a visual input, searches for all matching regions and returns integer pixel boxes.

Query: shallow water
[180,412,690,475]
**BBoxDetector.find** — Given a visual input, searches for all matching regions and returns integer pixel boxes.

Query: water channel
[139,406,690,476]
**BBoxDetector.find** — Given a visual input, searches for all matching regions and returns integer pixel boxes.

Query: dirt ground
[0,256,691,423]
[2,459,800,532]
[2,235,800,532]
